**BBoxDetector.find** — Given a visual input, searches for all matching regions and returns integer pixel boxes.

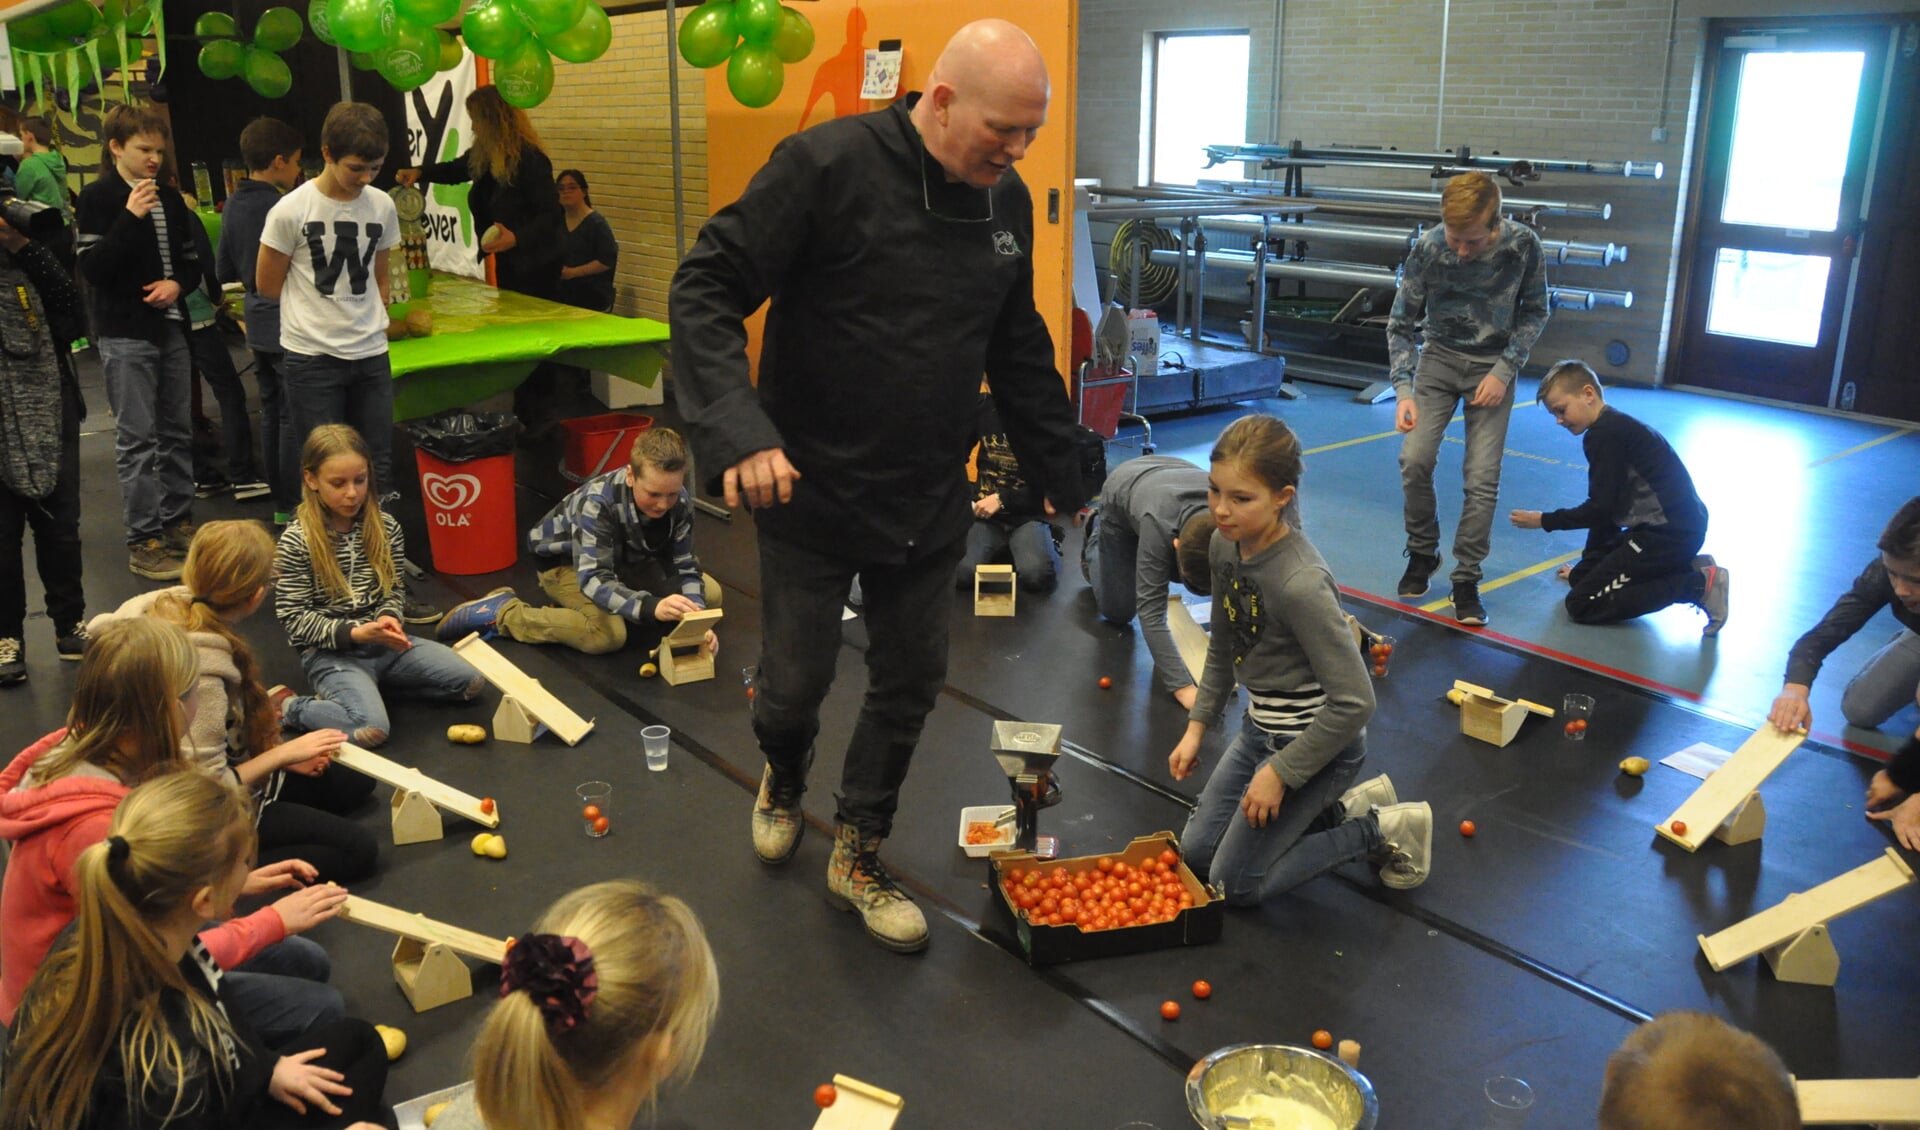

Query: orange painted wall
[701,0,1078,389]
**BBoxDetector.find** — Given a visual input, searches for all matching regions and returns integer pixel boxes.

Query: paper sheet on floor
[1662,741,1733,780]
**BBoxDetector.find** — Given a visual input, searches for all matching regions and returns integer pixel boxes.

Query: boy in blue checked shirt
[436,427,722,656]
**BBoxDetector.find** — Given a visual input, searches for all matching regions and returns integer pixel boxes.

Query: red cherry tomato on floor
[1312,1029,1333,1049]
[1460,820,1476,837]
[814,1083,837,1108]
[1192,980,1212,999]
[1160,1000,1181,1020]
[1099,676,1112,689]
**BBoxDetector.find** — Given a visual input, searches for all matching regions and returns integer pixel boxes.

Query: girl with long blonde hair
[0,619,350,1046]
[273,425,482,749]
[0,770,392,1130]
[92,519,378,883]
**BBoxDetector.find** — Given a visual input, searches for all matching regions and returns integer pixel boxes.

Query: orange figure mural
[798,4,867,129]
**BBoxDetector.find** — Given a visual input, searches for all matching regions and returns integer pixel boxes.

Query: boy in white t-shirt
[256,102,401,496]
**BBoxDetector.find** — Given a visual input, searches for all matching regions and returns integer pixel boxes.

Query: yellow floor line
[1419,550,1583,613]
[1302,400,1536,458]
[1808,426,1917,468]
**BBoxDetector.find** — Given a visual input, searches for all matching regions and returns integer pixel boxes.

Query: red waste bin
[415,448,517,575]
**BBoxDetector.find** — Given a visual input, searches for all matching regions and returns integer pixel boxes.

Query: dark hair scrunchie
[106,835,132,862]
[499,933,597,1035]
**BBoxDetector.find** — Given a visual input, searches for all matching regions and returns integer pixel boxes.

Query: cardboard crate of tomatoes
[986,832,1223,965]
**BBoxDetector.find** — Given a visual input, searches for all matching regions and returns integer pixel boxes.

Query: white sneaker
[1338,773,1397,821]
[1373,801,1432,890]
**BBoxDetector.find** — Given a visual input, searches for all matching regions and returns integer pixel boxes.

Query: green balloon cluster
[10,0,144,94]
[313,0,471,93]
[195,6,302,98]
[456,0,611,108]
[675,0,813,109]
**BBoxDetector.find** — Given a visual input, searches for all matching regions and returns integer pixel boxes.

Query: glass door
[1676,24,1888,406]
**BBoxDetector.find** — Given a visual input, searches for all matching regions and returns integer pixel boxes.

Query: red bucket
[415,449,517,575]
[561,412,654,481]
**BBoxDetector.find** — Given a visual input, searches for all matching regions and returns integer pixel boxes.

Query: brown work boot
[751,764,805,864]
[824,823,928,953]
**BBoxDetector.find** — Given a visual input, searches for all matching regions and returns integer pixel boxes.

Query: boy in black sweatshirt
[1509,360,1728,635]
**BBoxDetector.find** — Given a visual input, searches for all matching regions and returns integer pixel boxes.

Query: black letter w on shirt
[301,221,384,296]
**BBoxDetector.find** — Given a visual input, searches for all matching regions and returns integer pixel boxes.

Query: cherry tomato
[1671,820,1687,836]
[1159,848,1179,867]
[1192,980,1212,999]
[1573,718,1589,732]
[1097,857,1115,872]
[1160,1000,1181,1020]
[479,797,495,815]
[1373,663,1388,677]
[1564,721,1580,736]
[1099,676,1113,689]
[1312,1029,1333,1049]
[592,816,610,835]
[814,1083,837,1108]
[1459,820,1476,837]
[582,804,602,820]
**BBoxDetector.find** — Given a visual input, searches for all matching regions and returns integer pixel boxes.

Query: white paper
[861,48,901,99]
[1661,741,1732,781]
[1182,599,1211,628]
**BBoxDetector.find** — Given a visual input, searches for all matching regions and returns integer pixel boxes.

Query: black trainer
[0,637,24,686]
[1397,551,1440,599]
[1452,581,1487,626]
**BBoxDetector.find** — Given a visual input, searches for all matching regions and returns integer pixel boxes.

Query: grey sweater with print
[1100,455,1212,694]
[1190,530,1374,788]
[1387,219,1550,393]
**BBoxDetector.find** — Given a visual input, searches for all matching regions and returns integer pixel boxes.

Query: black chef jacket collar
[895,92,996,224]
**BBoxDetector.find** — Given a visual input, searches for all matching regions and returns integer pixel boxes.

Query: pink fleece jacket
[0,730,287,1024]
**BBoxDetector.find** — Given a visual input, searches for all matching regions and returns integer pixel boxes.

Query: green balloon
[770,5,811,64]
[734,0,781,47]
[8,15,58,52]
[255,6,304,52]
[726,42,782,108]
[88,25,125,68]
[46,0,100,38]
[309,0,338,46]
[676,0,736,69]
[243,46,293,97]
[543,1,608,64]
[510,0,582,40]
[435,28,463,70]
[459,0,524,60]
[493,38,553,108]
[327,0,396,53]
[198,38,246,79]
[395,0,459,26]
[350,49,379,70]
[194,11,239,39]
[377,18,437,88]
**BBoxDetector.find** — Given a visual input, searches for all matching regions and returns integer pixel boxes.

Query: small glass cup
[1484,1075,1533,1128]
[1367,633,1396,678]
[741,665,759,703]
[577,780,612,838]
[642,725,670,772]
[1562,694,1595,741]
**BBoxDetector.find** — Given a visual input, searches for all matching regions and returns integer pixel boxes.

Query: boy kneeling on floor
[439,427,722,659]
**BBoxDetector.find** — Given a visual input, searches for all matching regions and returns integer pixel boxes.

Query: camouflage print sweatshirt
[1387,219,1550,394]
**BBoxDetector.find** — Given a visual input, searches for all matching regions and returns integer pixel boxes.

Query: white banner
[403,50,484,279]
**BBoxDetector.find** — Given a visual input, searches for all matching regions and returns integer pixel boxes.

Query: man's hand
[724,448,800,509]
[972,493,1002,519]
[394,169,421,188]
[1509,510,1543,529]
[1241,763,1286,828]
[1469,373,1508,408]
[1395,398,1418,433]
[125,178,159,217]
[653,594,702,622]
[1768,684,1813,733]
[1867,793,1920,852]
[143,279,182,308]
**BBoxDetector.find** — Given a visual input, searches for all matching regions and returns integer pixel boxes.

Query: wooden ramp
[1797,1077,1920,1125]
[452,633,595,745]
[333,743,499,829]
[1697,848,1915,978]
[1657,724,1802,851]
[1167,598,1208,683]
[338,894,510,965]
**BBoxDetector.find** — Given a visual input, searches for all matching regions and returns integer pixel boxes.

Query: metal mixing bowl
[1185,1043,1379,1130]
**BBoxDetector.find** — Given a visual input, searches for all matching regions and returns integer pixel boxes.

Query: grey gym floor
[1,342,1912,1128]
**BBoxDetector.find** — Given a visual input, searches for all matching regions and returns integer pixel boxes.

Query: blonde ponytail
[155,520,280,757]
[34,618,199,786]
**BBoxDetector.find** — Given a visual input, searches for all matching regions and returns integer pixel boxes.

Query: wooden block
[1796,1077,1920,1124]
[390,788,444,845]
[1451,679,1495,699]
[491,695,545,744]
[812,1074,905,1130]
[973,564,1016,617]
[659,608,723,686]
[1713,791,1766,846]
[333,744,499,829]
[1657,725,1803,851]
[391,937,472,1012]
[1763,923,1840,986]
[338,894,510,965]
[1167,598,1209,683]
[1697,848,1916,972]
[451,633,595,745]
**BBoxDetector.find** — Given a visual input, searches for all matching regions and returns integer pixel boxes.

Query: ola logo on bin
[422,472,483,526]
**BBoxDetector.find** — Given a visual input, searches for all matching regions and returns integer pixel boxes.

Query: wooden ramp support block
[492,693,546,744]
[452,633,595,745]
[1452,679,1555,748]
[1796,1076,1920,1125]
[973,564,1016,617]
[336,895,511,1013]
[1697,848,1916,985]
[1657,724,1802,851]
[1167,598,1208,684]
[658,607,724,685]
[333,743,500,845]
[812,1074,905,1130]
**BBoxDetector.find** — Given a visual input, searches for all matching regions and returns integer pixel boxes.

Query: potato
[638,662,658,678]
[405,309,434,337]
[470,832,494,856]
[1618,756,1651,777]
[1446,688,1466,706]
[423,1101,450,1127]
[374,1024,406,1061]
[446,724,486,745]
[483,835,507,859]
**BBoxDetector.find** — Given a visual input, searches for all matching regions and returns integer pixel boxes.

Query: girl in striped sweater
[1168,415,1434,905]
[274,425,481,749]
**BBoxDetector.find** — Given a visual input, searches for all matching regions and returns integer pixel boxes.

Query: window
[1148,31,1252,187]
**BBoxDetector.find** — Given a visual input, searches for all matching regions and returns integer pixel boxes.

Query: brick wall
[526,8,707,321]
[1077,0,1706,384]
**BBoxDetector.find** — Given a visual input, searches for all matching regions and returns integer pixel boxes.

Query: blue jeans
[99,330,194,542]
[282,351,395,496]
[252,349,299,513]
[284,639,481,742]
[224,935,344,1050]
[1398,345,1516,585]
[1180,713,1378,906]
[955,519,1060,592]
[754,530,964,838]
[1842,628,1920,730]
